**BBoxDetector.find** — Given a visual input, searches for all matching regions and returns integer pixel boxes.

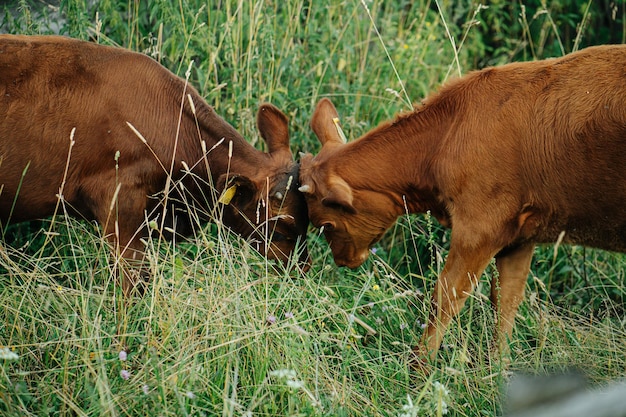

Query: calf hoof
[121,269,150,297]
[410,346,433,374]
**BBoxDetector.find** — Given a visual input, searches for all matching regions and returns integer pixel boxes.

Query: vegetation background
[1,0,625,416]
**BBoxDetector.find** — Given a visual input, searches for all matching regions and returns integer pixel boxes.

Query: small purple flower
[119,350,127,361]
[400,323,408,330]
[120,370,131,380]
[370,247,378,254]
[284,311,294,319]
[142,384,149,395]
[266,315,277,325]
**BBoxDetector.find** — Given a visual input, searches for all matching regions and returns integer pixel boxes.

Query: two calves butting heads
[0,35,308,296]
[5,35,626,369]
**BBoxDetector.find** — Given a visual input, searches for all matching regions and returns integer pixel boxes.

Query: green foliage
[443,0,626,66]
[1,0,625,416]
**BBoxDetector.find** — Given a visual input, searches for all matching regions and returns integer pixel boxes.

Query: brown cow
[0,35,308,294]
[298,45,626,366]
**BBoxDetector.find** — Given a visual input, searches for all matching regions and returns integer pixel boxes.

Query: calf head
[216,104,309,268]
[299,99,398,268]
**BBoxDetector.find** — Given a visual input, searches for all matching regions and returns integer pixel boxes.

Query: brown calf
[0,35,308,294]
[299,45,626,364]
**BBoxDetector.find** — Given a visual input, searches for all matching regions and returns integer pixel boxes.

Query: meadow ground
[1,1,625,416]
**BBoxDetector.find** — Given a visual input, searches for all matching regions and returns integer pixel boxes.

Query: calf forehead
[268,162,308,224]
[269,161,299,191]
[307,199,329,219]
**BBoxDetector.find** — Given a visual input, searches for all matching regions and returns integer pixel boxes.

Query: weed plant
[1,1,625,416]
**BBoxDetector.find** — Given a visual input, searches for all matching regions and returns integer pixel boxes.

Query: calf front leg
[107,207,150,296]
[492,243,535,355]
[112,230,148,296]
[416,240,498,362]
[91,182,150,296]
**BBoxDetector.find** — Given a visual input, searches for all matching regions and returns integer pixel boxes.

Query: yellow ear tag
[218,184,238,205]
[332,117,348,143]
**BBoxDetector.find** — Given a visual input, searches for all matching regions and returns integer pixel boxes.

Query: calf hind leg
[492,243,535,356]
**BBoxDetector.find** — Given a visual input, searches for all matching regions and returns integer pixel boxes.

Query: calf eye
[272,232,287,242]
[321,222,334,232]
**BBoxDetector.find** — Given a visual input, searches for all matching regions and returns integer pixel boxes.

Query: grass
[1,1,626,416]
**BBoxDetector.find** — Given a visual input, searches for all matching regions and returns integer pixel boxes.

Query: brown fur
[0,35,309,294]
[299,45,626,365]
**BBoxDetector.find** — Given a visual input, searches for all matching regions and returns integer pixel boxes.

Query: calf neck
[299,44,626,364]
[0,35,308,294]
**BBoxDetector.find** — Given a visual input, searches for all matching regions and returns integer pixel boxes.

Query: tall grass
[1,1,625,416]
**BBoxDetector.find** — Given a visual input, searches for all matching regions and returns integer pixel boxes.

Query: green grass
[1,1,626,416]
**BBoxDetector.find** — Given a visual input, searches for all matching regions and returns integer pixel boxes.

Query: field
[1,1,625,416]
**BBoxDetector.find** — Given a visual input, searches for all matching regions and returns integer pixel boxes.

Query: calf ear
[322,176,357,214]
[311,98,345,147]
[257,103,292,157]
[216,173,258,210]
